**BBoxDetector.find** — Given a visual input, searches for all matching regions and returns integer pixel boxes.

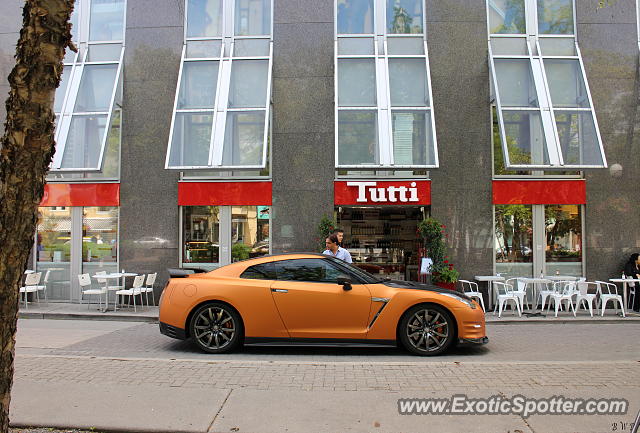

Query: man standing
[332,228,345,247]
[323,234,352,263]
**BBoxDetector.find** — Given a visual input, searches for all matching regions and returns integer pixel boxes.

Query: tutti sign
[334,181,431,205]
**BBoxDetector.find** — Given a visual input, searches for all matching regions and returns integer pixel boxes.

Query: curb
[18,311,158,323]
[486,317,640,325]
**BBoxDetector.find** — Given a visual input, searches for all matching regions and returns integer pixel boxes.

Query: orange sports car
[159,253,488,356]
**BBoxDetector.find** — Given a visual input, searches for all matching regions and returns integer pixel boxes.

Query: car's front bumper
[159,321,187,340]
[458,336,489,346]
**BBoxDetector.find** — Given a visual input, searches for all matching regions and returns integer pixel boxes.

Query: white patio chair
[115,275,145,312]
[493,281,521,318]
[79,273,106,310]
[574,281,598,317]
[19,272,41,308]
[595,281,625,317]
[505,277,528,310]
[537,281,556,311]
[143,272,157,306]
[459,279,485,311]
[35,269,50,304]
[546,281,576,317]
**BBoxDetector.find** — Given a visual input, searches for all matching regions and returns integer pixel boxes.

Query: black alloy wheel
[190,303,243,353]
[399,304,455,356]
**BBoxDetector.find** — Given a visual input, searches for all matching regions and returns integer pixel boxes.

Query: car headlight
[439,292,476,309]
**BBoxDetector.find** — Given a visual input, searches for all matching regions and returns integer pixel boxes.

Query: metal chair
[595,281,625,317]
[459,279,485,311]
[79,273,106,310]
[493,281,521,318]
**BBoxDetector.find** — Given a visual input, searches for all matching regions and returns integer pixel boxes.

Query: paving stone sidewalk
[14,354,640,392]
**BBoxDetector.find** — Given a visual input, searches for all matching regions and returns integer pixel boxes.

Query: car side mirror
[337,277,352,291]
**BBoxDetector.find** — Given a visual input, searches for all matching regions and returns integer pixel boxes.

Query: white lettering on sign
[346,181,420,203]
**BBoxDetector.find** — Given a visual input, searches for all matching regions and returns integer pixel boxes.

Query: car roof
[199,253,331,278]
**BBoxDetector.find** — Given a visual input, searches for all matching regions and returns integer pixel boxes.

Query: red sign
[178,181,272,206]
[334,180,431,205]
[493,180,586,205]
[40,183,120,207]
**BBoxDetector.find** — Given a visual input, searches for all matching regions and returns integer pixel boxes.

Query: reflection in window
[337,0,374,34]
[537,0,573,35]
[386,0,423,34]
[544,205,581,275]
[495,205,534,277]
[183,206,220,264]
[37,208,72,301]
[274,259,349,283]
[82,206,118,278]
[187,0,222,37]
[488,0,525,34]
[338,111,378,165]
[231,206,270,262]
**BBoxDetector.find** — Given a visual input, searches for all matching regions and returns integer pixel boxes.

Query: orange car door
[270,258,371,339]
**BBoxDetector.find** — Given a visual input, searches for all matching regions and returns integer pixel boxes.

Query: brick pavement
[14,354,640,392]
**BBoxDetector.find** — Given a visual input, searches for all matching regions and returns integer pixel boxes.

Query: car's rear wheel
[190,303,243,353]
[399,304,455,356]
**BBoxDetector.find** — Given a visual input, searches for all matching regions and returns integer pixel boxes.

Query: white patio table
[475,275,504,310]
[91,272,138,312]
[609,278,640,314]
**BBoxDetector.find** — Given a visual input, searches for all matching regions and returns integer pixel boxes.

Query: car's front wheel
[190,303,243,353]
[399,304,455,356]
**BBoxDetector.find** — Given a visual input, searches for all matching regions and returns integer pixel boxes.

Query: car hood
[381,279,473,300]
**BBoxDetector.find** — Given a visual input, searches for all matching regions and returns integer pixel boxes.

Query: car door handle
[271,288,288,293]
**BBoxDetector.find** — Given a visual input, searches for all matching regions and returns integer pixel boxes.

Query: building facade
[1,0,639,303]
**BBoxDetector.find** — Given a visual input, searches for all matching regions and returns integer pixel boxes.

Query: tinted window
[273,259,351,283]
[240,262,276,280]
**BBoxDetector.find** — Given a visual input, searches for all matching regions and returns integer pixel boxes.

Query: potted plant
[418,217,459,290]
[316,215,336,251]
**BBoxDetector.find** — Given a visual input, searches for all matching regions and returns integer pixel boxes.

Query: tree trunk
[0,1,74,431]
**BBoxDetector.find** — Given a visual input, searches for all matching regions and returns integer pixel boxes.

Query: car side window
[273,259,351,283]
[240,262,276,280]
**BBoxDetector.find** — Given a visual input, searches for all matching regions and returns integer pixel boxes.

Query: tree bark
[0,1,74,431]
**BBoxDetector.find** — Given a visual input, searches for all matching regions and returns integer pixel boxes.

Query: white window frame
[51,0,125,172]
[334,0,439,169]
[166,0,273,170]
[487,0,607,170]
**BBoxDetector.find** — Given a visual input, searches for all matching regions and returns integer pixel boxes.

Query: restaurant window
[335,0,438,169]
[336,205,428,281]
[487,0,607,170]
[494,204,583,277]
[36,206,119,302]
[166,0,273,170]
[181,205,270,268]
[50,0,124,174]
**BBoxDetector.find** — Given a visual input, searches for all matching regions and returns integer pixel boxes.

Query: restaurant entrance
[336,206,427,281]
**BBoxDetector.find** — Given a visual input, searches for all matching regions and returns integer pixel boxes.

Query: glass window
[338,59,376,106]
[488,0,525,34]
[89,0,125,41]
[231,206,270,261]
[495,205,534,277]
[544,205,582,276]
[336,0,437,169]
[388,59,428,106]
[36,207,72,301]
[82,206,118,277]
[386,0,423,34]
[274,259,350,283]
[241,262,276,279]
[338,111,378,165]
[169,113,214,167]
[234,0,271,36]
[183,206,220,265]
[228,60,269,108]
[167,0,272,170]
[187,0,223,37]
[488,0,606,170]
[51,0,125,173]
[337,0,374,34]
[537,0,573,35]
[177,61,219,109]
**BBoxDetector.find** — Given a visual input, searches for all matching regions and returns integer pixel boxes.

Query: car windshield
[323,256,383,284]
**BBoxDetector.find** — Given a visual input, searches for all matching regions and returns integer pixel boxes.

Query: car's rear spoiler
[167,267,208,278]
